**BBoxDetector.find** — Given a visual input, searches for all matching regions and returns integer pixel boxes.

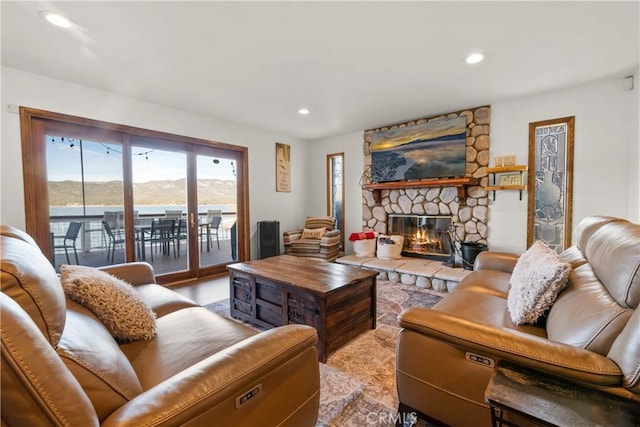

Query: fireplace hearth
[388,214,453,261]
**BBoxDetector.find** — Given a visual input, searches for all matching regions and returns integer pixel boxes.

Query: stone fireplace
[388,214,452,261]
[361,106,491,260]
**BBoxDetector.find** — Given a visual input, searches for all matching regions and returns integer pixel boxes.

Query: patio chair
[174,217,188,257]
[200,210,222,251]
[52,221,82,265]
[102,211,120,245]
[165,209,183,219]
[149,219,175,261]
[102,220,125,263]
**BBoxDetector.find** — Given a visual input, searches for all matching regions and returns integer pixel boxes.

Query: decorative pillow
[60,265,156,341]
[507,240,572,325]
[301,227,326,240]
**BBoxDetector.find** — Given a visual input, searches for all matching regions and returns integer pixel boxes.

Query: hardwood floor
[169,273,230,305]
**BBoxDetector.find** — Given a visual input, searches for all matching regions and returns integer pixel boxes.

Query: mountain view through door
[47,135,238,277]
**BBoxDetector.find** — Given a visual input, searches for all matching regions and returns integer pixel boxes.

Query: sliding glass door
[130,143,189,275]
[45,125,126,272]
[196,152,238,268]
[21,107,249,283]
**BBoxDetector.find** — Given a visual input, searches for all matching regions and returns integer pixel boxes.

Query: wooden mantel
[362,177,478,205]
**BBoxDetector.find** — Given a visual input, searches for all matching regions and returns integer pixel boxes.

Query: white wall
[1,67,309,259]
[308,74,640,254]
[490,73,639,252]
[306,130,364,254]
[630,68,640,221]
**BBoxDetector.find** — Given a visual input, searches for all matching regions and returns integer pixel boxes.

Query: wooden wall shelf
[362,177,477,204]
[485,185,526,191]
[484,165,527,200]
[485,165,527,173]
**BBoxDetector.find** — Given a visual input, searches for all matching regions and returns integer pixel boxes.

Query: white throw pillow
[507,240,571,325]
[60,265,157,341]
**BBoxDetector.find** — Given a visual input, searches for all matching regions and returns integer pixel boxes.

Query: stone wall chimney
[361,106,491,247]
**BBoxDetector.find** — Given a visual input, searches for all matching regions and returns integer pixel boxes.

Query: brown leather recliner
[396,216,640,426]
[1,225,320,426]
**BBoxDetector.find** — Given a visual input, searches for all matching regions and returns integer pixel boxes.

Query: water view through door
[197,153,238,269]
[131,146,189,274]
[44,128,240,278]
[47,135,126,271]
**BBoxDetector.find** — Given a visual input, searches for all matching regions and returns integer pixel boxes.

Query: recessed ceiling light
[298,108,310,115]
[465,53,485,64]
[40,11,72,28]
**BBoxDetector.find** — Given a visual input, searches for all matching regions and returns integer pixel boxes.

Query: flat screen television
[370,116,467,183]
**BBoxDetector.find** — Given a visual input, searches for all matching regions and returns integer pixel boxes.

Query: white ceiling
[2,1,638,140]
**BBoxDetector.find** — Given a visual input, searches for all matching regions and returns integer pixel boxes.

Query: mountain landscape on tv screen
[371,116,467,182]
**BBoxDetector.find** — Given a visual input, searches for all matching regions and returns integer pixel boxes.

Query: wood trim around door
[326,152,345,249]
[19,106,250,280]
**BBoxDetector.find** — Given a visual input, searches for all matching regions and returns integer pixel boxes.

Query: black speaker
[257,221,280,259]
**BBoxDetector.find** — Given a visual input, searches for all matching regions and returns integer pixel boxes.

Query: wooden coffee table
[227,255,377,362]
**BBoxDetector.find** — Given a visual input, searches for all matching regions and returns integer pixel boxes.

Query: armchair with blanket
[283,216,340,262]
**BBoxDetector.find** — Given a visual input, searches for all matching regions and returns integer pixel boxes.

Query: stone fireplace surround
[362,106,491,253]
[336,107,491,293]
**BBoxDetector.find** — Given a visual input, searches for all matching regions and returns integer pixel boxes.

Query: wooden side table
[485,362,640,427]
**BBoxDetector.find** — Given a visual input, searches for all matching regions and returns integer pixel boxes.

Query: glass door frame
[20,107,249,283]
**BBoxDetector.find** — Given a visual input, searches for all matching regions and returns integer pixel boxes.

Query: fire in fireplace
[388,214,453,261]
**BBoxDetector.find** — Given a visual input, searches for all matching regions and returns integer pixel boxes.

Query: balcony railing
[49,212,238,274]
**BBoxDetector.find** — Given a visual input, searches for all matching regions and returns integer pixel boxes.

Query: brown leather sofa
[396,216,640,426]
[1,225,320,426]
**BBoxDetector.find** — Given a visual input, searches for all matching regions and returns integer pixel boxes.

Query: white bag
[376,235,404,260]
[353,238,376,257]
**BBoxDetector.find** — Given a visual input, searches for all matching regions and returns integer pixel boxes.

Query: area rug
[204,280,443,427]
